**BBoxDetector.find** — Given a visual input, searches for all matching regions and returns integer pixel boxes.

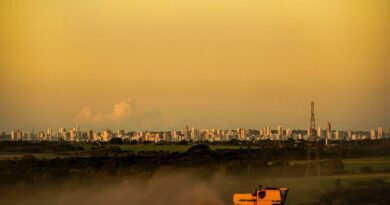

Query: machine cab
[255,186,289,205]
[233,185,289,205]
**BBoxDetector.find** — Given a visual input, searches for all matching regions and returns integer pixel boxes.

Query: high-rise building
[93,132,99,141]
[370,129,376,140]
[70,128,76,141]
[36,131,44,140]
[102,129,111,141]
[239,128,246,140]
[277,125,283,137]
[47,128,53,136]
[117,130,125,137]
[15,130,23,140]
[326,122,332,139]
[347,130,352,140]
[184,125,189,140]
[266,125,271,136]
[259,129,264,137]
[88,130,94,141]
[286,128,292,137]
[58,127,66,140]
[317,127,322,138]
[386,128,390,138]
[334,131,340,140]
[191,127,200,141]
[378,127,383,139]
[172,130,178,141]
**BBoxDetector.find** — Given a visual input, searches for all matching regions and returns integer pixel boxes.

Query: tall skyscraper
[334,131,340,140]
[347,130,352,140]
[88,130,94,141]
[191,127,199,141]
[326,122,332,140]
[277,125,283,137]
[70,128,76,141]
[370,129,376,140]
[47,128,53,136]
[378,127,383,139]
[184,125,189,140]
[239,128,246,140]
[102,129,111,141]
[317,127,322,138]
[117,130,125,137]
[76,125,80,138]
[286,128,292,137]
[266,125,271,136]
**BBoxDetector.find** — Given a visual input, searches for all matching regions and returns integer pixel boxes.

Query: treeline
[1,139,390,158]
[0,141,84,153]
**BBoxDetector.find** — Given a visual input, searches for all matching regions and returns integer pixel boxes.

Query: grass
[0,152,60,160]
[223,173,390,205]
[290,156,390,173]
[81,144,258,153]
[343,156,390,172]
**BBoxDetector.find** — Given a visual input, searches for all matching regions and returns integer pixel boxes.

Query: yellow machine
[233,185,289,205]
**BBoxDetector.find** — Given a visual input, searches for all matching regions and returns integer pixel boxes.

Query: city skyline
[3,124,388,143]
[1,0,389,131]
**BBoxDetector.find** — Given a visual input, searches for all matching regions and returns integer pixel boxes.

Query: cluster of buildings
[1,124,389,143]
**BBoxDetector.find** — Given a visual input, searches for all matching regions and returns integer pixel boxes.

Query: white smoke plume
[75,98,135,124]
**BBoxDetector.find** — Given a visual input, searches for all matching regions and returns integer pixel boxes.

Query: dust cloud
[1,167,333,205]
[4,170,226,205]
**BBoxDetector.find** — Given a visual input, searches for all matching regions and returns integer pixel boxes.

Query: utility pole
[305,102,321,176]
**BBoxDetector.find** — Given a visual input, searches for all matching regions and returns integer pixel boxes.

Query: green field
[290,156,390,173]
[0,144,253,160]
[228,173,390,205]
[118,144,253,152]
[343,156,390,172]
[81,144,255,153]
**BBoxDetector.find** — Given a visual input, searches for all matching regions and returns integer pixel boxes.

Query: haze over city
[1,0,389,132]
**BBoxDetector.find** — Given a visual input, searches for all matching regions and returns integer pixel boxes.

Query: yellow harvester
[233,185,289,205]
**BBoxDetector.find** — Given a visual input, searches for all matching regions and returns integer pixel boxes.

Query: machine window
[258,191,266,199]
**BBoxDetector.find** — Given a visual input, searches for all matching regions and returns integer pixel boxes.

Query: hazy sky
[1,0,389,132]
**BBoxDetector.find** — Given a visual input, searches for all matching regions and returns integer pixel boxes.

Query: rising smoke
[75,98,136,124]
[73,98,176,130]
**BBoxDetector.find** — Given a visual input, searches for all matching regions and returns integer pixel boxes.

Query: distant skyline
[1,0,389,132]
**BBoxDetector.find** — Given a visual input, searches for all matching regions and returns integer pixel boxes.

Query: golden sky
[0,0,389,131]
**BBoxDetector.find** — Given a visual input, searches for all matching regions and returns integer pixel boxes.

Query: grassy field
[80,144,256,153]
[0,144,253,160]
[343,156,390,172]
[290,156,390,173]
[116,144,254,152]
[221,173,390,205]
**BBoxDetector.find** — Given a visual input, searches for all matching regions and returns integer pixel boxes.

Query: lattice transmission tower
[305,102,321,176]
